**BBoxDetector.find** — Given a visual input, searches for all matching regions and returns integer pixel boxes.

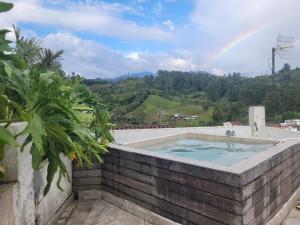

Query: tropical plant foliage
[0,2,113,194]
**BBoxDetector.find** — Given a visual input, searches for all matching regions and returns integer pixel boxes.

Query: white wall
[0,183,21,225]
[35,156,72,225]
[0,123,35,225]
[249,106,266,127]
[259,126,300,140]
[0,123,72,225]
[113,126,253,144]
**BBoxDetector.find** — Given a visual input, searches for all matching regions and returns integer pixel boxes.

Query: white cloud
[187,0,300,75]
[126,52,140,61]
[43,32,201,78]
[212,68,224,76]
[153,1,164,15]
[163,20,175,31]
[1,0,172,41]
[2,0,300,77]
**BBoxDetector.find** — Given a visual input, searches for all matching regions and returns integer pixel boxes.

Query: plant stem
[0,118,22,124]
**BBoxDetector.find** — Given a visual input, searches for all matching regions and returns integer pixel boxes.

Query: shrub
[0,2,113,195]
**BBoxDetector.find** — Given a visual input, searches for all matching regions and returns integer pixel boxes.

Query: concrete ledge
[101,191,179,225]
[266,186,300,225]
[47,193,74,225]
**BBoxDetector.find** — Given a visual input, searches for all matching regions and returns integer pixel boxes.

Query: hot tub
[73,128,300,225]
[127,133,277,167]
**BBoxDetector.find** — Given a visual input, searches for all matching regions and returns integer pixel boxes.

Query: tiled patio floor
[282,205,300,225]
[58,199,152,225]
[58,197,300,225]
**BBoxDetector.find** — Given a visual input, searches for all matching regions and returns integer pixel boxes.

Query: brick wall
[72,144,300,225]
[72,162,101,199]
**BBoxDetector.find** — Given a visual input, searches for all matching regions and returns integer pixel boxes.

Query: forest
[86,65,300,126]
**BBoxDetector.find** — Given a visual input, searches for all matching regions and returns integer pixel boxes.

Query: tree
[14,27,64,72]
[14,26,42,66]
[280,63,291,73]
[38,48,64,72]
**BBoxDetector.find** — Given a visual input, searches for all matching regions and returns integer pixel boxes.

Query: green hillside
[126,95,214,126]
[89,67,300,125]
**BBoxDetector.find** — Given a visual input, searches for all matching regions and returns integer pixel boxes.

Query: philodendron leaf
[0,126,18,147]
[43,151,58,195]
[0,1,13,13]
[10,101,31,121]
[23,114,47,155]
[3,61,13,77]
[0,29,12,53]
[0,127,17,179]
[30,144,42,171]
[72,105,93,111]
[0,164,5,179]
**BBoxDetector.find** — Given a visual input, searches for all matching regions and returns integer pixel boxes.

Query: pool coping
[109,132,300,175]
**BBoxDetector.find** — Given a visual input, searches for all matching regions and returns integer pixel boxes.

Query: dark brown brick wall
[72,143,300,225]
[241,144,300,225]
[72,161,101,197]
[101,148,243,225]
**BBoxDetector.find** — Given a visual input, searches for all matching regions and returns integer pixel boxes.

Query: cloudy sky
[1,0,300,78]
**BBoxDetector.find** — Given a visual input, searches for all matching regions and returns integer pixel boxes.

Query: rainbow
[210,22,270,62]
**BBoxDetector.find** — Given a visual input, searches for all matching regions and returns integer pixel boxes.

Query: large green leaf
[0,164,5,179]
[22,114,47,155]
[30,144,42,170]
[0,127,17,179]
[0,126,17,147]
[43,150,58,195]
[0,29,12,53]
[2,61,13,77]
[0,2,13,13]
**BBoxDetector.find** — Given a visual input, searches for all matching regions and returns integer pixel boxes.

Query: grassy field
[126,95,214,126]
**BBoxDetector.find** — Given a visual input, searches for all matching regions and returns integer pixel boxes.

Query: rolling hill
[125,95,213,126]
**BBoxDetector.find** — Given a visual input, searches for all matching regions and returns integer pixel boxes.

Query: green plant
[0,1,15,179]
[0,1,113,194]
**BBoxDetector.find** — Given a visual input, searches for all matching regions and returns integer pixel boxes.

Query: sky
[1,0,300,78]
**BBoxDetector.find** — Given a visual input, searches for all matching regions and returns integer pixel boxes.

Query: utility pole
[269,35,295,120]
[272,47,276,118]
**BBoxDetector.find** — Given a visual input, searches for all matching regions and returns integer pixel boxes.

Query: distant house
[280,119,300,132]
[174,113,184,120]
[184,115,198,120]
[223,121,241,126]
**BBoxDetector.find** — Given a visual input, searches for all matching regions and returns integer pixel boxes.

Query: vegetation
[87,68,300,126]
[126,95,214,126]
[0,2,113,195]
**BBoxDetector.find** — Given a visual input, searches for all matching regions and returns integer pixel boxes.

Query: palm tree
[38,48,64,72]
[14,26,42,66]
[14,26,64,72]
